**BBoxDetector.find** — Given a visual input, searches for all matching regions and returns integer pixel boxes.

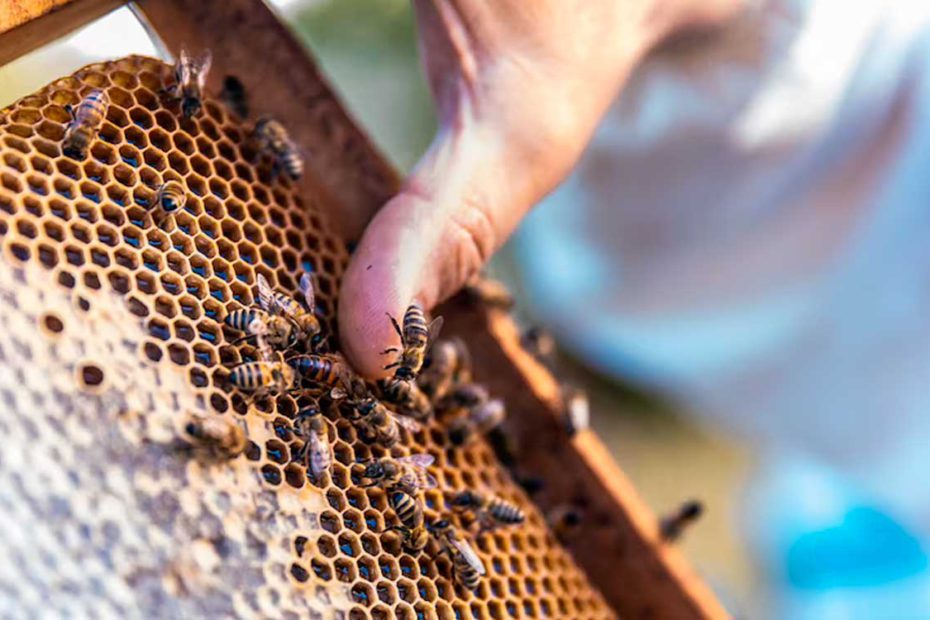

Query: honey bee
[382,302,443,381]
[441,382,490,412]
[62,89,109,159]
[152,180,187,228]
[547,504,583,543]
[164,48,212,118]
[388,489,430,553]
[228,355,296,397]
[219,75,249,118]
[294,406,331,482]
[520,325,557,369]
[254,117,303,180]
[561,384,590,437]
[417,337,471,401]
[429,519,486,592]
[225,307,296,350]
[447,398,506,447]
[462,275,514,311]
[449,490,525,531]
[257,273,322,348]
[358,454,437,494]
[184,414,246,458]
[288,353,352,396]
[349,396,421,448]
[377,377,432,421]
[659,499,704,542]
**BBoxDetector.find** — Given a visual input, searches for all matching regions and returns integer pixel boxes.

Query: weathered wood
[440,298,729,619]
[0,0,123,66]
[134,0,402,242]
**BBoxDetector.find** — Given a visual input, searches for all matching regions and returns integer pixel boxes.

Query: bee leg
[380,347,399,355]
[382,361,399,370]
[229,334,258,345]
[64,103,74,119]
[387,313,404,341]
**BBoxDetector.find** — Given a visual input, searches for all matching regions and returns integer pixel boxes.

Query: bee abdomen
[403,304,429,344]
[229,362,270,390]
[289,354,337,385]
[281,150,303,180]
[225,308,260,332]
[454,556,481,591]
[489,498,525,525]
[389,491,422,529]
[78,90,109,120]
[156,180,187,215]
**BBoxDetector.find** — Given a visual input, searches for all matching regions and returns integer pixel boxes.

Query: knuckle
[446,195,497,293]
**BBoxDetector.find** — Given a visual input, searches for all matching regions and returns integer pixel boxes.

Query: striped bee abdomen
[288,354,339,386]
[403,303,429,346]
[225,307,262,332]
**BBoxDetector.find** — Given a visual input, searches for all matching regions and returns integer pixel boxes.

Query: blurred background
[7,1,930,618]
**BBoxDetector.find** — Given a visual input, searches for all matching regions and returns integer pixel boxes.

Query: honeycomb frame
[0,55,618,619]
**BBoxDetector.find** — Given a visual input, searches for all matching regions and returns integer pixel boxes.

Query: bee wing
[451,337,472,372]
[195,50,213,89]
[473,399,506,430]
[330,386,347,400]
[565,389,590,433]
[256,273,275,312]
[426,316,444,347]
[391,412,421,434]
[308,430,331,478]
[396,453,435,469]
[399,469,438,492]
[450,536,486,576]
[248,316,268,336]
[299,272,316,313]
[177,48,192,82]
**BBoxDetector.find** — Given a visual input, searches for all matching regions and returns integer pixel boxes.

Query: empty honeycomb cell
[123,125,147,148]
[208,178,228,199]
[353,583,375,606]
[1,172,23,193]
[113,247,137,270]
[90,142,117,165]
[173,132,195,156]
[98,122,122,146]
[38,243,58,269]
[130,106,155,130]
[142,146,166,170]
[2,135,30,154]
[7,124,34,139]
[53,177,75,199]
[63,244,85,266]
[76,361,106,392]
[10,108,41,125]
[168,151,189,175]
[154,110,177,133]
[83,271,102,290]
[70,221,93,244]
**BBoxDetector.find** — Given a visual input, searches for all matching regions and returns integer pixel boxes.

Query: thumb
[339,124,522,379]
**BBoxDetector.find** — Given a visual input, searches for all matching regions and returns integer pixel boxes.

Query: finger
[339,125,519,379]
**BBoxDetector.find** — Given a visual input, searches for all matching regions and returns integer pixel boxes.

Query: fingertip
[338,251,402,379]
[338,201,430,379]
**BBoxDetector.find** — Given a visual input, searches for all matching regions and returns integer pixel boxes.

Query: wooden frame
[0,2,728,617]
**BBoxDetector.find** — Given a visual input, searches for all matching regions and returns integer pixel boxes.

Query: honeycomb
[0,56,616,619]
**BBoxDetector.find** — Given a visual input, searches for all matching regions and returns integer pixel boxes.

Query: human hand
[339,0,741,378]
